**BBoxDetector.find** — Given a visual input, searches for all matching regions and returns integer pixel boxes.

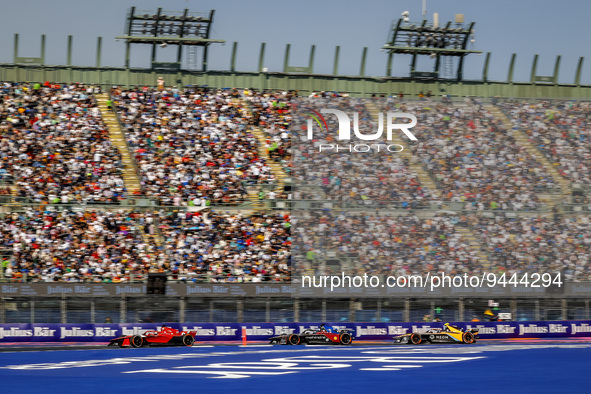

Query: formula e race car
[108,325,197,348]
[269,324,354,345]
[393,323,479,345]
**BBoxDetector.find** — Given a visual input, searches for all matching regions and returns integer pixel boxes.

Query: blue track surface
[0,343,589,393]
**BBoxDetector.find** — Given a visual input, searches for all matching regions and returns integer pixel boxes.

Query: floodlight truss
[117,7,225,71]
[382,18,482,80]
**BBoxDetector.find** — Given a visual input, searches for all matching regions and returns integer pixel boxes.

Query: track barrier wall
[1,321,590,343]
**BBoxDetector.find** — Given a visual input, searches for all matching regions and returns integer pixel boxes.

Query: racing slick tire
[339,333,353,345]
[182,335,195,347]
[462,331,476,344]
[288,334,301,345]
[410,333,422,345]
[130,335,144,348]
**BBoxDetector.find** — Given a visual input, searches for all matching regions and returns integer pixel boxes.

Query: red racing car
[108,325,197,348]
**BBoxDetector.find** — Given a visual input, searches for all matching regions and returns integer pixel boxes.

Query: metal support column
[14,34,21,86]
[67,35,73,66]
[482,52,491,82]
[283,44,291,73]
[177,8,189,65]
[456,22,475,81]
[349,299,356,322]
[561,299,568,320]
[360,47,368,76]
[96,37,102,67]
[13,33,19,63]
[258,42,266,72]
[404,298,410,322]
[430,301,435,321]
[434,55,441,75]
[209,299,214,323]
[511,299,517,321]
[308,45,316,74]
[230,42,238,72]
[41,34,46,65]
[585,299,590,320]
[237,299,244,323]
[530,54,539,84]
[265,299,271,323]
[534,299,540,321]
[31,300,35,324]
[125,43,131,69]
[203,9,215,71]
[553,55,561,84]
[179,297,186,323]
[0,297,5,324]
[386,53,393,77]
[294,298,300,323]
[120,295,126,323]
[575,57,584,86]
[61,293,67,324]
[321,300,327,322]
[376,300,382,322]
[333,46,340,76]
[507,53,516,83]
[410,54,418,74]
[458,298,465,322]
[90,300,95,324]
[150,7,163,67]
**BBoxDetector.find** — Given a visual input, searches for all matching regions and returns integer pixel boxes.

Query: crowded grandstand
[0,81,590,284]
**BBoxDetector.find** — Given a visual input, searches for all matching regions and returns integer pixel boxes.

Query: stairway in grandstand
[365,101,490,268]
[486,105,572,210]
[455,226,490,269]
[365,101,441,199]
[95,94,142,196]
[240,104,288,206]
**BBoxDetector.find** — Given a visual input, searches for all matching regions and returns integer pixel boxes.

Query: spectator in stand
[112,87,278,206]
[377,99,554,210]
[0,207,291,283]
[0,82,126,204]
[499,100,591,187]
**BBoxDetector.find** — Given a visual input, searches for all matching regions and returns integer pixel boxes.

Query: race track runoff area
[0,343,588,393]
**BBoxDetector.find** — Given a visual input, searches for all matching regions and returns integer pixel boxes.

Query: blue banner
[1,321,590,343]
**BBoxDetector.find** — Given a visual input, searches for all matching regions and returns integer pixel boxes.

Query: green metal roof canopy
[119,6,225,71]
[382,18,482,81]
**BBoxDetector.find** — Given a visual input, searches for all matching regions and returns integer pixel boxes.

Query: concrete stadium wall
[3,64,591,98]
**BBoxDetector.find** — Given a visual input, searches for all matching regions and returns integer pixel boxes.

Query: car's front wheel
[130,335,143,348]
[288,334,301,345]
[182,335,195,347]
[410,333,422,345]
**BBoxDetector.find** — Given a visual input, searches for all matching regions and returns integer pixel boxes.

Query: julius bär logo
[304,108,418,153]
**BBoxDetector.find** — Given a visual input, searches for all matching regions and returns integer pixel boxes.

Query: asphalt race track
[0,342,589,393]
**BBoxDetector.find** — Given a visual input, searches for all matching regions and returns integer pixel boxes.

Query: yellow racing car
[394,323,479,345]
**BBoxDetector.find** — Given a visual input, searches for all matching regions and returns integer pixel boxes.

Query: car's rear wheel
[463,331,475,344]
[410,333,422,345]
[288,334,301,345]
[182,335,195,347]
[130,335,143,348]
[339,333,353,345]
